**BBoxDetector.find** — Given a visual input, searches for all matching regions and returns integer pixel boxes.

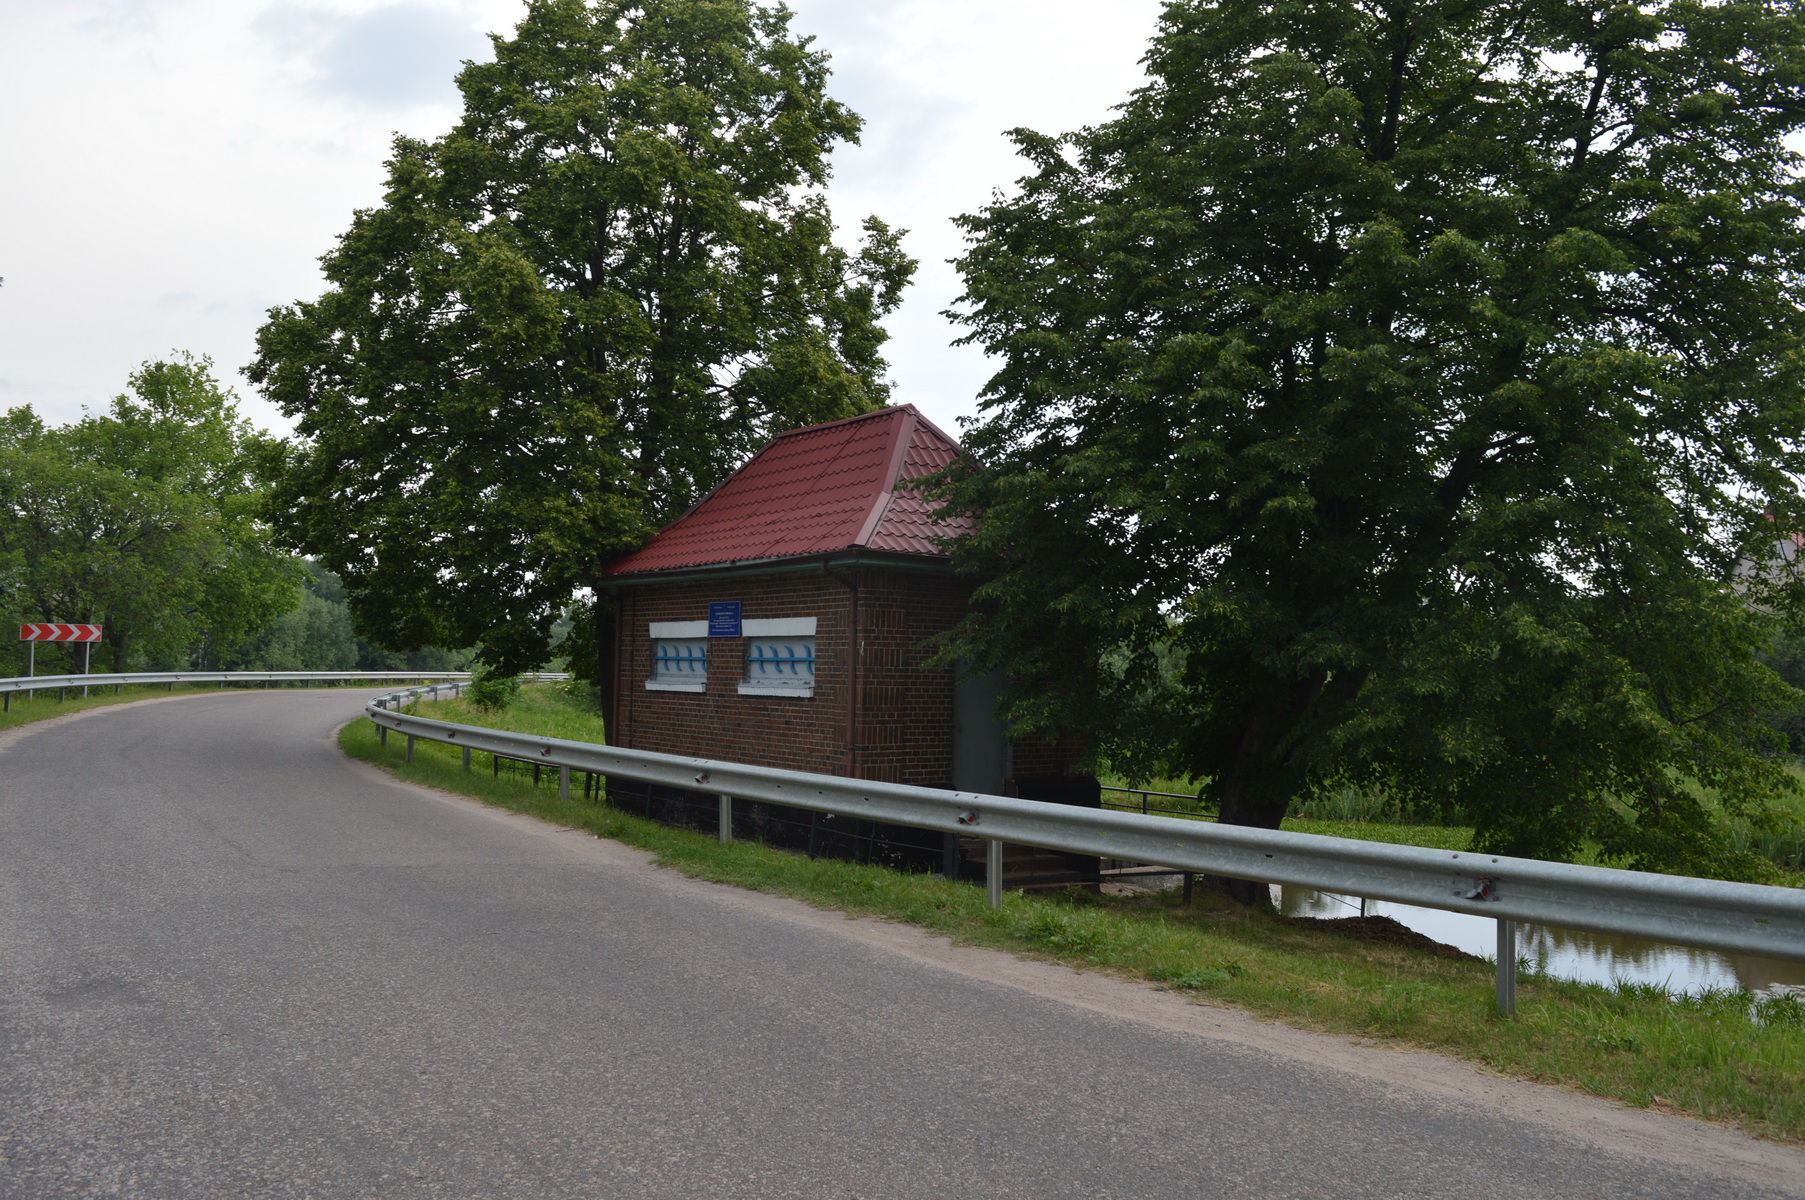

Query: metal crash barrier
[365,683,1805,1014]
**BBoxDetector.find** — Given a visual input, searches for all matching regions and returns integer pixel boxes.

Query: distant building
[1736,529,1805,591]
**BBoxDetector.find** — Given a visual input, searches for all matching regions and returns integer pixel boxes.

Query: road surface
[1,690,1799,1198]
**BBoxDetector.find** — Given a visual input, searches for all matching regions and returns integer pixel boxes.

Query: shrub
[469,665,521,712]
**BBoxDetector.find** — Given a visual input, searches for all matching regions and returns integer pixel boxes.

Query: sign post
[19,624,104,702]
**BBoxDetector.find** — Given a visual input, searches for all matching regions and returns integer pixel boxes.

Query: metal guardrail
[366,684,1805,1013]
[0,670,478,710]
[0,670,568,712]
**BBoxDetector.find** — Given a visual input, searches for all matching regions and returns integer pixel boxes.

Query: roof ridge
[851,409,918,548]
[895,405,959,454]
[622,407,911,547]
[771,403,916,440]
[598,402,964,579]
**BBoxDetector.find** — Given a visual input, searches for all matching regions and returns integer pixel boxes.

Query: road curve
[0,690,1799,1199]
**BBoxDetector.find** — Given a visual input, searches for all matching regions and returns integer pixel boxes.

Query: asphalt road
[1,690,1800,1199]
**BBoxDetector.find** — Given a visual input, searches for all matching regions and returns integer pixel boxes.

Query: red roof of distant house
[600,405,970,578]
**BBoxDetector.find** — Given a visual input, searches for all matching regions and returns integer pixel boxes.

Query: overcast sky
[0,0,1166,439]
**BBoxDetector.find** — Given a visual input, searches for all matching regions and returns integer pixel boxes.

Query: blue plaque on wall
[708,601,742,638]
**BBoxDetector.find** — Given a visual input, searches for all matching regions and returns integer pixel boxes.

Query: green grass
[410,681,610,742]
[1282,817,1473,851]
[348,685,1805,1144]
[1100,771,1478,849]
[1111,768,1805,884]
[1728,768,1805,876]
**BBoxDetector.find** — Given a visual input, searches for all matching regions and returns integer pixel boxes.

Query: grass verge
[345,686,1805,1144]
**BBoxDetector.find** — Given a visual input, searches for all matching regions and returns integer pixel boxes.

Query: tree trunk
[1213,769,1289,908]
[1210,697,1311,907]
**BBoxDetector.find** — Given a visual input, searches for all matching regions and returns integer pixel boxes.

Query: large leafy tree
[0,355,297,672]
[250,0,914,680]
[941,0,1805,876]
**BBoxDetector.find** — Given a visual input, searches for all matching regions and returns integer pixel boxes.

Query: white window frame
[739,618,818,697]
[646,621,709,692]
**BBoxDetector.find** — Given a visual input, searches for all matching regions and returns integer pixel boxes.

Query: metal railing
[1100,785,1214,819]
[366,684,1805,1013]
[0,670,568,711]
[1,670,471,711]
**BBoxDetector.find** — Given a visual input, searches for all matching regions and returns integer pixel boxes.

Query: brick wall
[614,571,853,778]
[1011,733,1090,783]
[846,569,968,786]
[610,562,1086,788]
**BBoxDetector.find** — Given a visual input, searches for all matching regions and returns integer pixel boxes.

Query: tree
[0,355,298,672]
[939,0,1805,878]
[250,0,915,685]
[221,564,358,671]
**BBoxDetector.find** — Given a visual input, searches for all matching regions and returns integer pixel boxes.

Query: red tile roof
[600,405,971,578]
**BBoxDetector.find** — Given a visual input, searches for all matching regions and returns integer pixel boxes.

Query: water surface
[1271,884,1805,996]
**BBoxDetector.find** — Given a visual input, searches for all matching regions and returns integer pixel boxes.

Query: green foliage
[414,681,606,742]
[936,0,1805,876]
[1757,634,1805,753]
[252,0,916,675]
[226,588,358,671]
[468,664,523,711]
[223,560,475,672]
[1722,769,1805,876]
[0,355,299,673]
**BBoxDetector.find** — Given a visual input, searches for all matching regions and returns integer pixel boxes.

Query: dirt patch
[1281,913,1483,962]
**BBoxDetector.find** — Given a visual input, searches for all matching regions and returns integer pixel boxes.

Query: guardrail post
[986,838,1003,908]
[560,765,571,802]
[379,725,388,747]
[405,734,414,762]
[462,746,471,771]
[718,794,733,844]
[3,692,9,713]
[1496,918,1517,1014]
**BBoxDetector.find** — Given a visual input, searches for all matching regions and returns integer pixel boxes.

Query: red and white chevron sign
[19,624,103,643]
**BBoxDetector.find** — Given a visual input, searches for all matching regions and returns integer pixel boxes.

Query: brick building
[597,404,1090,816]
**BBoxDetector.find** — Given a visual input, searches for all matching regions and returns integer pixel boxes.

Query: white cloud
[792,0,1163,429]
[70,0,168,40]
[254,2,494,108]
[0,0,1164,437]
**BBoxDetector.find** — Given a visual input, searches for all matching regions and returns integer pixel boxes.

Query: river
[1271,884,1805,996]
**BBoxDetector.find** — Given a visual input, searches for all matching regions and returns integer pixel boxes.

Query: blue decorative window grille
[744,638,815,688]
[651,639,708,682]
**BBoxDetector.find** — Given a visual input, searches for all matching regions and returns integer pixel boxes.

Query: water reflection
[1271,885,1805,995]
